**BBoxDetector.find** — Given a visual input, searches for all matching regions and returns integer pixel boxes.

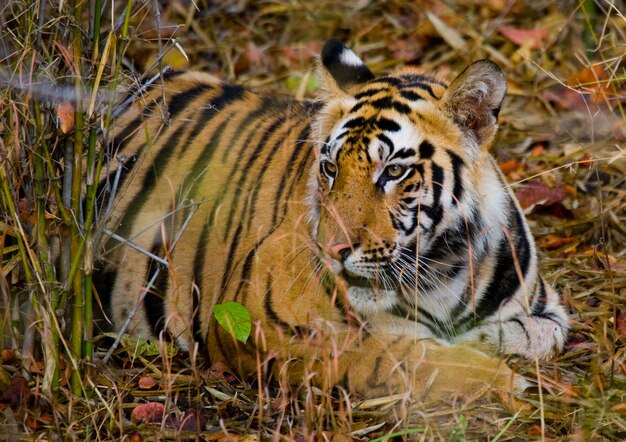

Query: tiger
[98,38,569,399]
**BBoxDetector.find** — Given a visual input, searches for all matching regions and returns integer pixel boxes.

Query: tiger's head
[309,39,507,316]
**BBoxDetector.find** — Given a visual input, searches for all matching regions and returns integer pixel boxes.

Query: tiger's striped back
[105,72,323,363]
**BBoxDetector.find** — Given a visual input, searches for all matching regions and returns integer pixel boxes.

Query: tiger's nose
[328,242,356,262]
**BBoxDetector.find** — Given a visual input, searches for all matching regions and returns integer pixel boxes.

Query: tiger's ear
[440,60,506,149]
[319,38,374,96]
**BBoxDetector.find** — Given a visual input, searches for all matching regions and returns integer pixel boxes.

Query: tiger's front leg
[276,328,524,401]
[453,282,569,359]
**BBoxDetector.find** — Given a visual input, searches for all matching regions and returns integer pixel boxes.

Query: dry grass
[1,0,625,440]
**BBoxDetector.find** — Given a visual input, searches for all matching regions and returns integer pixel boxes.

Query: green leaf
[213,302,251,344]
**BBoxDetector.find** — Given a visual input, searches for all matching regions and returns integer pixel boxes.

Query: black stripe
[372,77,402,87]
[223,117,286,240]
[115,125,186,239]
[343,116,402,133]
[473,207,531,321]
[263,274,307,336]
[94,152,138,226]
[272,125,312,226]
[188,84,245,141]
[161,70,188,82]
[376,117,401,132]
[377,133,394,155]
[244,120,296,233]
[144,245,168,336]
[531,278,547,315]
[447,150,464,205]
[343,117,366,129]
[510,317,531,345]
[418,141,434,159]
[430,162,444,204]
[393,101,412,114]
[220,223,243,295]
[169,85,212,117]
[211,313,232,367]
[414,163,424,177]
[403,82,437,99]
[429,162,445,229]
[220,102,269,163]
[187,114,236,202]
[192,222,210,351]
[114,87,244,238]
[418,220,476,286]
[391,302,445,338]
[389,147,415,160]
[400,73,447,87]
[354,88,384,100]
[534,312,564,326]
[399,89,424,101]
[111,100,159,149]
[349,101,367,113]
[92,268,117,318]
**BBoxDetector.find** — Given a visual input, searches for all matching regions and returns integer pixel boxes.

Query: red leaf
[542,65,621,112]
[131,402,165,424]
[514,181,566,210]
[498,25,549,49]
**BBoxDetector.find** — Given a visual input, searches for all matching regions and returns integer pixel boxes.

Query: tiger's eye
[385,164,405,178]
[321,161,337,179]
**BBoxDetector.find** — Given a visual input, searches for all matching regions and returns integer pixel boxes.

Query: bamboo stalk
[80,0,104,369]
[32,100,62,392]
[69,0,86,397]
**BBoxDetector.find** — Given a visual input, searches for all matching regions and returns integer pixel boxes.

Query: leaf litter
[0,0,625,440]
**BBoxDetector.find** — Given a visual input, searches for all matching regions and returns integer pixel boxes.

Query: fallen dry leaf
[1,349,15,364]
[536,234,576,250]
[527,424,543,436]
[498,159,523,175]
[131,402,165,424]
[497,25,549,49]
[530,144,545,157]
[425,11,468,52]
[26,414,52,430]
[514,181,567,210]
[56,102,74,134]
[138,376,158,390]
[128,432,142,441]
[612,403,626,413]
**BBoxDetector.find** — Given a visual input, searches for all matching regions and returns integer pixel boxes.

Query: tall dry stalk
[0,0,137,398]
